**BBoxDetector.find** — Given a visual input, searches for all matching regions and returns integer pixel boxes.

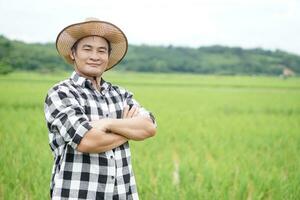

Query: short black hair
[71,36,112,55]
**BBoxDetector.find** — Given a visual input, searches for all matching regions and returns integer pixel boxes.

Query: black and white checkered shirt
[44,71,155,200]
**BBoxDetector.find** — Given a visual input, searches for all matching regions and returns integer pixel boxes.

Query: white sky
[0,0,299,55]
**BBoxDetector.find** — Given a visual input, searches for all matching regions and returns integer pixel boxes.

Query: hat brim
[56,20,128,71]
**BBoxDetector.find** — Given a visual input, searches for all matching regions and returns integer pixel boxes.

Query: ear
[70,52,75,61]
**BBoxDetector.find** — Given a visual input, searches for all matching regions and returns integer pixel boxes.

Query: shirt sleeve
[124,90,157,127]
[44,86,92,150]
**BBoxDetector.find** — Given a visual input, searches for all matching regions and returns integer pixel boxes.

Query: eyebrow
[82,44,108,50]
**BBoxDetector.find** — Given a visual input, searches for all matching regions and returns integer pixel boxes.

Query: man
[44,18,156,200]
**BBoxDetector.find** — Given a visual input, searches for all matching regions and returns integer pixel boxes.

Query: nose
[89,51,100,61]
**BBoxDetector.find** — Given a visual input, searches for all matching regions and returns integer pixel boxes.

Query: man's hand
[123,104,139,118]
[77,103,154,153]
[105,104,155,141]
[90,104,140,131]
[88,104,155,141]
[90,119,110,132]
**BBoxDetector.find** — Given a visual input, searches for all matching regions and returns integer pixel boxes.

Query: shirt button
[100,96,104,100]
[106,114,109,117]
[111,176,114,179]
[110,155,113,159]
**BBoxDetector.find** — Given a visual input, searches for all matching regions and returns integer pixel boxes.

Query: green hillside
[0,35,299,75]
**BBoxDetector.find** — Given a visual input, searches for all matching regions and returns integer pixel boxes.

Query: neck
[91,76,101,91]
[75,69,102,91]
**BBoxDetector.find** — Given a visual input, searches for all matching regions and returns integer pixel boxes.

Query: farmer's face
[71,36,109,78]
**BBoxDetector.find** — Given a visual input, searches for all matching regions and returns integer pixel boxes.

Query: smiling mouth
[86,63,101,67]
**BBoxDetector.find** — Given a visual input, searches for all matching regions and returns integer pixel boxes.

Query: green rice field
[0,71,300,199]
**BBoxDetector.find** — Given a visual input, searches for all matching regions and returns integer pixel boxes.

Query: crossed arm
[77,105,156,153]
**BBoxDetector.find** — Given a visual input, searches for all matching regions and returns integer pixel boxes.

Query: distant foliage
[0,35,300,75]
[0,62,13,75]
[0,35,69,73]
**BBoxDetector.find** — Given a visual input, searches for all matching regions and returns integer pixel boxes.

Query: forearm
[77,128,128,153]
[106,116,156,141]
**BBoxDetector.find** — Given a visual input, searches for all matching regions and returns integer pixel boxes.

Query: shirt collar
[70,71,111,93]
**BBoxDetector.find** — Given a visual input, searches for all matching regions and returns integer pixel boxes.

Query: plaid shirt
[44,71,155,200]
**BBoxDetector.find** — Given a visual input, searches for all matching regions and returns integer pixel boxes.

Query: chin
[86,70,103,77]
[83,68,104,77]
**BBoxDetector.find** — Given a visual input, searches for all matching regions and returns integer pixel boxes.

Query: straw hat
[56,18,128,71]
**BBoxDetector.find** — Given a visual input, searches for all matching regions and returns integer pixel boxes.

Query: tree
[0,62,13,75]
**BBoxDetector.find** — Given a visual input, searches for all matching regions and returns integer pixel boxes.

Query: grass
[0,71,300,199]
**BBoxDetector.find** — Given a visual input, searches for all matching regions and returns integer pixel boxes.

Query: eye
[98,49,107,53]
[83,48,92,51]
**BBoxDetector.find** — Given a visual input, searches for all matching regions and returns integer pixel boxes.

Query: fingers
[127,106,139,118]
[90,119,108,132]
[123,105,129,118]
[123,104,139,118]
[132,106,139,117]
